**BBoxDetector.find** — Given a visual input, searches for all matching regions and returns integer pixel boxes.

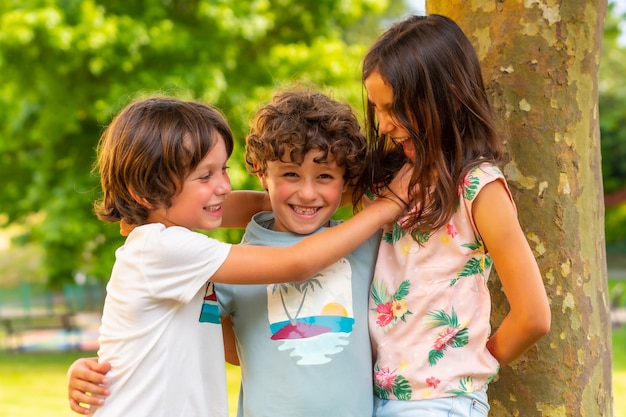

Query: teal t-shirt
[216,211,380,417]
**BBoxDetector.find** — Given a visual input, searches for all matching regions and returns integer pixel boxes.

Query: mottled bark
[426,1,611,415]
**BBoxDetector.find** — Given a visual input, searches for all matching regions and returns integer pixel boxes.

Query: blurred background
[0,0,624,416]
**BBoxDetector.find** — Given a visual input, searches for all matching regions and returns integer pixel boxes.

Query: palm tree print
[425,307,469,366]
[271,274,322,324]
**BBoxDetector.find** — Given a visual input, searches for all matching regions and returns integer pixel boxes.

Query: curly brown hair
[245,89,366,188]
[93,97,233,225]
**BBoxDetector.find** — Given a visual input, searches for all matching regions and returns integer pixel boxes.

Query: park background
[0,0,624,416]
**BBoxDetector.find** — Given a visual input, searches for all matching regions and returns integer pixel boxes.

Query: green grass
[0,277,624,416]
[0,350,242,417]
[0,344,623,417]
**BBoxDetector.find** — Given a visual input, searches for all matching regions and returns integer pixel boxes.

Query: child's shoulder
[466,161,503,180]
[460,162,508,202]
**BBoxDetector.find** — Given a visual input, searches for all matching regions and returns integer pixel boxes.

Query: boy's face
[148,136,232,231]
[258,149,346,235]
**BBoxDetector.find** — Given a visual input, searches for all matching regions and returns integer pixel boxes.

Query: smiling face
[364,70,417,161]
[147,135,232,231]
[258,149,346,235]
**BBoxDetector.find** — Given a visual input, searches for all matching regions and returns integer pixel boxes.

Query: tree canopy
[0,0,407,286]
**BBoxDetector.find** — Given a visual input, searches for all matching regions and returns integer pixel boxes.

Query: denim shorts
[373,388,490,417]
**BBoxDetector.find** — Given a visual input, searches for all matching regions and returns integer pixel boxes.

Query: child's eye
[284,172,298,178]
[319,173,334,180]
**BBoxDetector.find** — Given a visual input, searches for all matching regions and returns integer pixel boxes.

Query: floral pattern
[425,308,469,366]
[370,164,505,401]
[370,279,412,329]
[374,365,412,400]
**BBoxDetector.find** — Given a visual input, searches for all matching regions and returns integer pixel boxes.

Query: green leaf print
[463,174,481,201]
[410,228,430,244]
[425,308,469,366]
[428,349,444,366]
[370,278,389,306]
[451,236,492,286]
[425,308,460,328]
[445,376,474,395]
[393,375,413,400]
[392,280,411,300]
[383,223,407,244]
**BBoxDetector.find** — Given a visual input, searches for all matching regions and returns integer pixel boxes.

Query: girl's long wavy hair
[356,14,504,234]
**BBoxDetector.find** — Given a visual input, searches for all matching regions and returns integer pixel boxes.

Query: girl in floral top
[355,14,551,417]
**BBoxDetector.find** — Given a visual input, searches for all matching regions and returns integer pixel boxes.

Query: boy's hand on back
[67,357,111,414]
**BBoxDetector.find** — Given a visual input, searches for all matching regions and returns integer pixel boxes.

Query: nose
[298,180,317,201]
[217,171,232,195]
[376,111,396,136]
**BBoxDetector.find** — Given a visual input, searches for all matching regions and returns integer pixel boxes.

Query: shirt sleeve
[136,225,232,304]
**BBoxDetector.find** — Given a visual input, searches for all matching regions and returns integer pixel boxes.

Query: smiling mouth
[391,136,409,144]
[204,204,222,212]
[291,205,320,215]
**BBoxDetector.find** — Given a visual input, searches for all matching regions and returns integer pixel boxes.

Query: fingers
[67,358,111,414]
[69,391,105,414]
[382,163,413,210]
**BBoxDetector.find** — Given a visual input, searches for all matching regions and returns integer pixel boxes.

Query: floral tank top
[370,163,506,401]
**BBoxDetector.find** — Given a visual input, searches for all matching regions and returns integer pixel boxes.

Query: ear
[254,163,269,191]
[129,188,154,209]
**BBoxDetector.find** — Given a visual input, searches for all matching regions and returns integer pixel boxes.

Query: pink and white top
[370,163,507,401]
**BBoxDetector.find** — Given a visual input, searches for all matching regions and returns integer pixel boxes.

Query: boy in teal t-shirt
[216,89,378,417]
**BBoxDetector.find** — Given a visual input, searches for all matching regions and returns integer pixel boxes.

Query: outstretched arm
[211,164,411,285]
[475,181,551,366]
[67,357,111,414]
[221,190,271,229]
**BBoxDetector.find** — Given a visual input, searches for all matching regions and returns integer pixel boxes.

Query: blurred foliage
[0,0,410,286]
[600,2,626,195]
[2,1,625,285]
[601,2,626,245]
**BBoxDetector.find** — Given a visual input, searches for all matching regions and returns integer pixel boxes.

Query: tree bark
[426,1,612,415]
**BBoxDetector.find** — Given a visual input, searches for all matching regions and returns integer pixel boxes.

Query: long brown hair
[357,14,504,234]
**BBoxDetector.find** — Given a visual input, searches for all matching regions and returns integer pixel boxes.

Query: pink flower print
[376,302,394,327]
[426,376,441,389]
[392,298,408,318]
[446,223,458,238]
[433,327,460,351]
[374,367,397,391]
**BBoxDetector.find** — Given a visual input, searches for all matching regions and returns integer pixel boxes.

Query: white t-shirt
[91,223,231,417]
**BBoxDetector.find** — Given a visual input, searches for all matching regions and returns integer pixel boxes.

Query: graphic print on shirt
[267,258,354,365]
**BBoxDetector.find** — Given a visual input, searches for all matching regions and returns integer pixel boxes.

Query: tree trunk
[426,1,612,415]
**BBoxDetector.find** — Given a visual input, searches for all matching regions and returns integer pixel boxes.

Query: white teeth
[205,205,220,212]
[292,206,318,215]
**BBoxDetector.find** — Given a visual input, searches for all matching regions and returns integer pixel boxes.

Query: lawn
[1,276,624,416]
[0,340,623,417]
[0,350,242,417]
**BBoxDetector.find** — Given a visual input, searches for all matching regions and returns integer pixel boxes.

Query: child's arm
[67,357,111,414]
[211,165,410,285]
[474,181,551,367]
[222,316,240,366]
[221,190,271,229]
